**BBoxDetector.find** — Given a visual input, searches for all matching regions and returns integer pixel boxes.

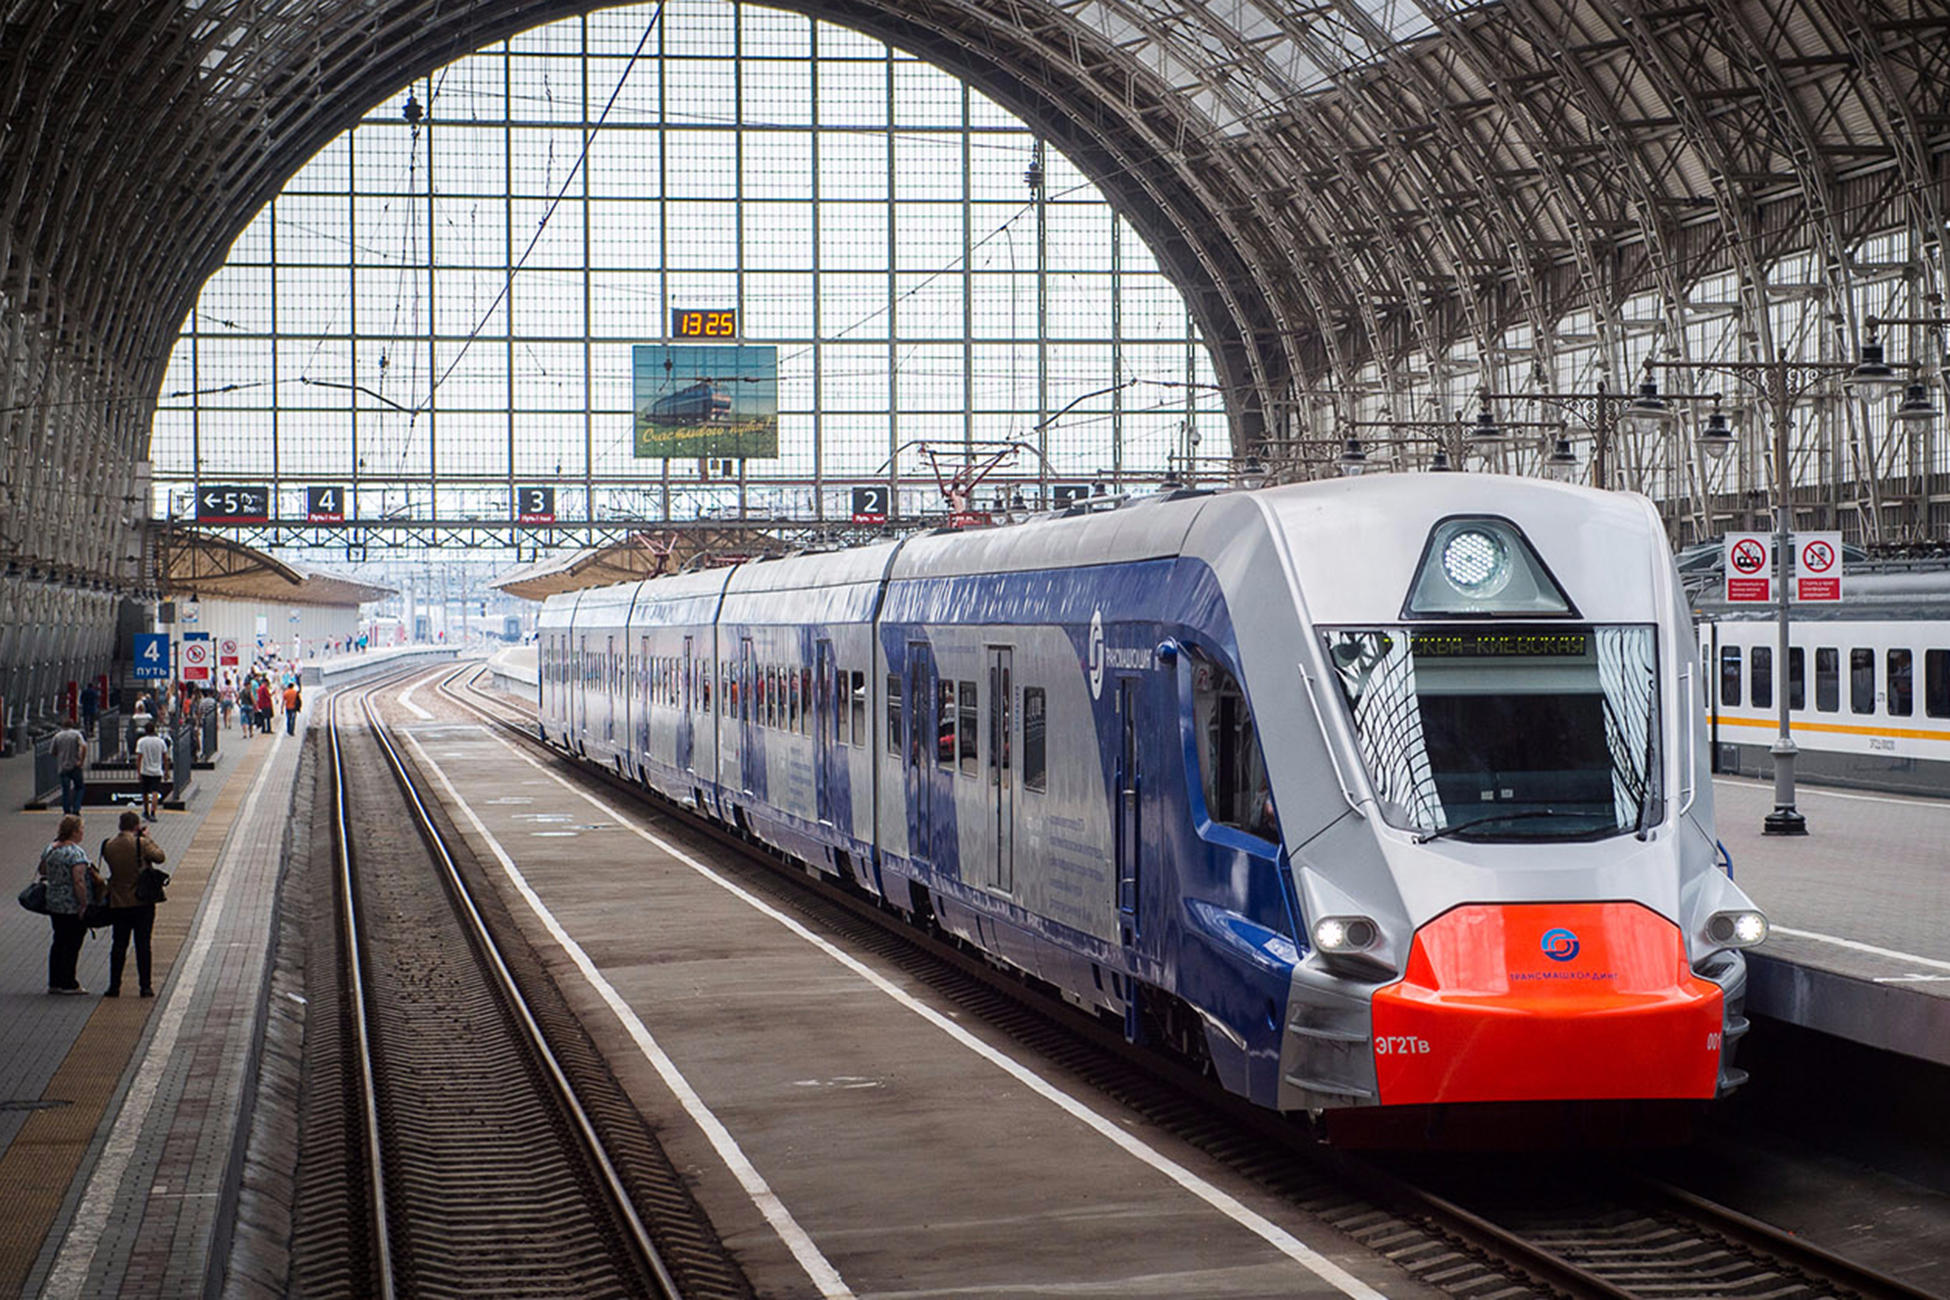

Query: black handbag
[17,878,48,914]
[82,856,112,929]
[135,865,170,904]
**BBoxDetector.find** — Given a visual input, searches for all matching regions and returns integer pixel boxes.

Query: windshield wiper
[1415,809,1603,844]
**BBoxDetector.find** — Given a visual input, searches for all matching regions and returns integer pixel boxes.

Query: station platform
[1713,776,1950,1069]
[0,708,305,1297]
[296,641,458,686]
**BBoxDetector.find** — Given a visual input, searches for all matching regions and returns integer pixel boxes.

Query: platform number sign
[515,486,556,523]
[133,633,170,680]
[306,485,346,522]
[1723,533,1771,603]
[196,483,270,523]
[850,486,888,524]
[1052,483,1094,508]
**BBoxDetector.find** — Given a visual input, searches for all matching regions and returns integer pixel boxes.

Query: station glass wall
[149,0,1225,551]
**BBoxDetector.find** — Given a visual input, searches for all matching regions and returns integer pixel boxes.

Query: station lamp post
[1648,341,1925,835]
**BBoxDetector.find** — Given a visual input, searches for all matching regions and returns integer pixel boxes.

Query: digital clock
[671,308,738,339]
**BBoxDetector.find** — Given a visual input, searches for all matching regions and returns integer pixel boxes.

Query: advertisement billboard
[632,343,778,459]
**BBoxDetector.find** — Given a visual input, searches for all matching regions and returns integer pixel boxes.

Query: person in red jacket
[255,680,274,734]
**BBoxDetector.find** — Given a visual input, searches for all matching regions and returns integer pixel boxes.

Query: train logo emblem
[1541,928,1580,962]
[1088,609,1105,698]
[1729,539,1766,574]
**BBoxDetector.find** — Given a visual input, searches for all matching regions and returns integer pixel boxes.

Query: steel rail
[328,667,681,1299]
[326,685,398,1300]
[351,682,683,1298]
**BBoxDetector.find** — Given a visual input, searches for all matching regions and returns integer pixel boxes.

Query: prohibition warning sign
[1723,533,1771,603]
[1795,531,1843,602]
[180,639,213,682]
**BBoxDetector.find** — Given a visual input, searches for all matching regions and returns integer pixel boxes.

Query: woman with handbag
[100,810,167,998]
[39,814,92,995]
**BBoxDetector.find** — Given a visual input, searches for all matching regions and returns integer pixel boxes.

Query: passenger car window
[1022,688,1047,791]
[958,681,979,776]
[937,680,956,766]
[886,673,901,754]
[851,671,867,747]
[1927,650,1950,718]
[1720,647,1741,708]
[1850,648,1875,714]
[1749,646,1771,710]
[1815,647,1839,713]
[1888,650,1913,717]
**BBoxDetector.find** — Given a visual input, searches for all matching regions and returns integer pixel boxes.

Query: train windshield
[1322,625,1659,841]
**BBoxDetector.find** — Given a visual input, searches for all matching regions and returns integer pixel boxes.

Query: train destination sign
[195,483,270,523]
[1724,533,1772,603]
[670,308,738,339]
[1407,631,1591,658]
[306,485,346,522]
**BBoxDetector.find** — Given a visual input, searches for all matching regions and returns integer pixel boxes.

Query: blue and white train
[539,474,1767,1121]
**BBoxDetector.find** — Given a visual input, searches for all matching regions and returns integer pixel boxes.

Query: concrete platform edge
[1747,952,1950,1069]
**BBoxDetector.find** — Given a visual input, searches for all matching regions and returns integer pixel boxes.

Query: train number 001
[1375,1036,1431,1056]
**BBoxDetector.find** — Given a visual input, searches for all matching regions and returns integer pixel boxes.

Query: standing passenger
[282,681,302,736]
[39,814,91,995]
[100,810,164,998]
[135,722,167,822]
[255,680,274,734]
[51,716,88,815]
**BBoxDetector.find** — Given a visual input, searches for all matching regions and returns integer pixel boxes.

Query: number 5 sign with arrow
[1723,533,1772,603]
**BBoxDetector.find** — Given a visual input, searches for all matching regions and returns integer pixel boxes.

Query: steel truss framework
[2,0,1948,724]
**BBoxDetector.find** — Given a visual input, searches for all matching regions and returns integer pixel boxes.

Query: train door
[678,634,695,774]
[1115,676,1141,947]
[739,637,757,796]
[987,647,1014,893]
[577,635,588,737]
[906,642,932,865]
[815,639,835,825]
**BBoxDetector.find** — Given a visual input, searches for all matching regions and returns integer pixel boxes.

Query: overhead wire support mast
[1647,343,1925,835]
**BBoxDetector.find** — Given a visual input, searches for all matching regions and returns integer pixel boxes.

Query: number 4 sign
[133,633,170,680]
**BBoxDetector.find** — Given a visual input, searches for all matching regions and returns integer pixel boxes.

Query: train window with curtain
[852,672,867,747]
[1788,647,1805,710]
[1191,655,1274,838]
[958,681,979,776]
[1927,651,1950,718]
[1749,646,1771,709]
[1850,648,1875,714]
[1720,648,1741,707]
[887,673,902,755]
[937,680,956,766]
[1888,650,1912,716]
[1815,647,1839,712]
[1023,688,1047,792]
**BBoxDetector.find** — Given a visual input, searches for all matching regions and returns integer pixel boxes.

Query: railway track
[289,670,749,1299]
[443,663,1935,1300]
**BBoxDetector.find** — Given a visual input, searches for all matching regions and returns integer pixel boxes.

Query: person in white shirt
[135,722,168,823]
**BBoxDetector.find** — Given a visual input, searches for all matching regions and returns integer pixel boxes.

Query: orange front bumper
[1369,902,1724,1105]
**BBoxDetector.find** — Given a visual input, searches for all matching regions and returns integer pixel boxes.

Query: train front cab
[1187,482,1767,1119]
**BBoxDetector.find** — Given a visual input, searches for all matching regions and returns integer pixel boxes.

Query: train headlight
[1404,516,1576,617]
[1313,915,1379,952]
[1705,909,1768,948]
[1440,529,1511,597]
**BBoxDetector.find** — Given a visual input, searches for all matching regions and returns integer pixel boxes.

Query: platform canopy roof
[491,527,793,601]
[1,0,1946,595]
[156,528,393,608]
